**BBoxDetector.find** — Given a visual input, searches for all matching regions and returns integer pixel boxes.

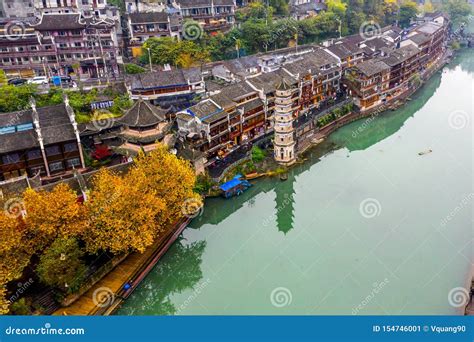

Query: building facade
[178,0,235,33]
[0,13,121,78]
[0,98,85,181]
[128,11,182,46]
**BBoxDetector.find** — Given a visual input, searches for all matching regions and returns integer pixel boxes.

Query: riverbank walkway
[53,218,190,316]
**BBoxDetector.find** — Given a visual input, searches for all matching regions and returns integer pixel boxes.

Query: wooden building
[116,98,171,154]
[344,59,391,111]
[0,99,85,181]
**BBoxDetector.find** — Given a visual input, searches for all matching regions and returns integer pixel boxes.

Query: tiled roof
[407,33,431,46]
[247,68,297,94]
[326,41,361,59]
[187,100,223,123]
[129,12,169,24]
[0,104,76,154]
[118,99,166,128]
[178,0,234,8]
[33,13,85,30]
[128,67,201,89]
[382,45,420,66]
[355,59,390,77]
[284,49,339,76]
[415,22,443,35]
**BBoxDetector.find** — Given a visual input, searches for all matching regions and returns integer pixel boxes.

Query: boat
[219,174,252,198]
[418,149,433,156]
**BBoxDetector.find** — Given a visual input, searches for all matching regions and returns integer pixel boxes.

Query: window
[17,123,33,132]
[0,126,15,134]
[64,142,78,153]
[49,161,64,172]
[66,158,81,168]
[2,154,20,164]
[27,149,42,160]
[45,145,61,156]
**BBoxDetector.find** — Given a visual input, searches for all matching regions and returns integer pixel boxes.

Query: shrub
[251,146,266,163]
[36,238,87,293]
[10,298,31,315]
[124,63,146,74]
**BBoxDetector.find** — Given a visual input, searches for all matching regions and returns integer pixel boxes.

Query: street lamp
[336,18,342,39]
[41,57,48,78]
[145,47,153,72]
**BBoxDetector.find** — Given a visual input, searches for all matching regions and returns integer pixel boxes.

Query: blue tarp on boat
[219,174,244,192]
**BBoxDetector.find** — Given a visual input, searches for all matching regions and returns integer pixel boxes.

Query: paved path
[53,245,158,316]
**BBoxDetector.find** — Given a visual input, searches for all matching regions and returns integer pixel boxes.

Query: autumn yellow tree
[83,168,166,254]
[0,210,32,315]
[0,284,9,315]
[129,146,201,227]
[23,183,86,251]
[0,211,31,281]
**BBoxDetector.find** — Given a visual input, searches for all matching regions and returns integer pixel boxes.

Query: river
[118,50,473,315]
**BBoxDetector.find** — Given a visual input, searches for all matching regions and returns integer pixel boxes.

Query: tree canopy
[0,144,200,313]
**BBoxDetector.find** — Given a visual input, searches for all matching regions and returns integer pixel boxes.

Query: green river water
[118,50,473,315]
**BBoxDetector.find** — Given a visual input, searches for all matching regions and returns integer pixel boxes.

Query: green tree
[251,146,266,163]
[240,19,272,52]
[143,37,205,67]
[399,1,418,28]
[110,94,133,115]
[0,84,37,112]
[248,2,273,20]
[124,63,146,74]
[444,0,472,27]
[0,70,7,85]
[270,0,289,15]
[381,0,400,26]
[36,237,87,293]
[345,0,367,34]
[327,0,348,19]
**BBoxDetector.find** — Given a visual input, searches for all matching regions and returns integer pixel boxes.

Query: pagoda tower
[273,78,297,165]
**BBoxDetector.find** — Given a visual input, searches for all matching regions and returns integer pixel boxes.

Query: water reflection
[118,238,206,315]
[330,74,442,152]
[447,49,474,76]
